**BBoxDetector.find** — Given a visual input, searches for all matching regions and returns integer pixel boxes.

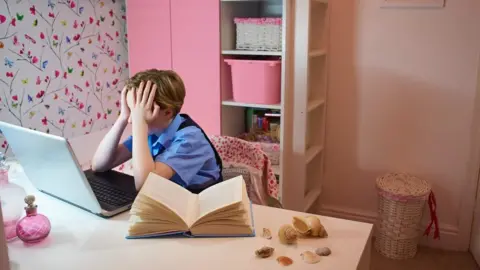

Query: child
[91,69,222,192]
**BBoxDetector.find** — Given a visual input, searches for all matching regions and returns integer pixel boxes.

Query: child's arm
[91,87,132,172]
[91,117,131,172]
[131,115,175,190]
[130,81,175,190]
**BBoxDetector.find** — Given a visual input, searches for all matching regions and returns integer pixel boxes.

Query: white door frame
[470,168,480,263]
[469,54,480,261]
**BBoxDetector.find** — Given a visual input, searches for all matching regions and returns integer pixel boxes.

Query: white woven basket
[375,172,431,260]
[234,18,282,52]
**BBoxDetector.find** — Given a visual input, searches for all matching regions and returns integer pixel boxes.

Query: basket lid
[376,172,431,198]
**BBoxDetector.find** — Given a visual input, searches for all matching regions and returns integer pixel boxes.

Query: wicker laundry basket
[375,172,431,260]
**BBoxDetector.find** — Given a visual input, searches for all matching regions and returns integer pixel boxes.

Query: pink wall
[323,0,480,249]
[0,0,128,154]
[171,0,221,135]
[127,0,172,74]
[126,0,221,135]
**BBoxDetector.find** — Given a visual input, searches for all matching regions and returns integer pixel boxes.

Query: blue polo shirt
[122,114,220,190]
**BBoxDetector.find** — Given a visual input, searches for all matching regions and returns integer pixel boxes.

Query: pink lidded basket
[224,59,281,105]
[234,17,282,51]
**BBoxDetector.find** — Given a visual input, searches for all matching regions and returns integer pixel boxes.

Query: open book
[126,173,255,239]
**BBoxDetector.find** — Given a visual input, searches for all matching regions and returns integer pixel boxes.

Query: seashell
[292,216,310,236]
[305,216,328,238]
[315,247,332,256]
[301,251,321,264]
[255,246,275,258]
[277,256,293,266]
[262,228,272,239]
[278,224,298,245]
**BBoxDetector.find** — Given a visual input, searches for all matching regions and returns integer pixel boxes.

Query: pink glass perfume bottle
[0,152,26,242]
[16,195,51,243]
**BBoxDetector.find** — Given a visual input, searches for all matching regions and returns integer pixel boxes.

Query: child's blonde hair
[126,69,186,115]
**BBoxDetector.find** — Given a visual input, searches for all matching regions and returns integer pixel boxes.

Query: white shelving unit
[222,100,282,110]
[220,0,329,212]
[288,0,329,212]
[222,50,283,56]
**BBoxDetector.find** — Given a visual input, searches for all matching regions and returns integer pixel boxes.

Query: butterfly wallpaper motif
[0,0,128,154]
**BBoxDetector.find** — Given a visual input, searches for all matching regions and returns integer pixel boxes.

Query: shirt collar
[151,114,183,147]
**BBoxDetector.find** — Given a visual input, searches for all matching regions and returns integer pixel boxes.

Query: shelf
[306,145,323,164]
[304,188,322,212]
[307,98,325,112]
[309,49,327,58]
[222,50,282,56]
[222,100,281,110]
[265,113,281,117]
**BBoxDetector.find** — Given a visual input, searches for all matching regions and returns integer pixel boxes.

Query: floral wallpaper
[0,0,129,155]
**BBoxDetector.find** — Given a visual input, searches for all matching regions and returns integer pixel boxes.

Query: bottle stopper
[24,195,37,210]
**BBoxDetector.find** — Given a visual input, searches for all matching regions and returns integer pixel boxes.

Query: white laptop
[0,121,137,218]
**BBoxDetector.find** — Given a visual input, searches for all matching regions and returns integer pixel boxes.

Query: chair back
[209,135,280,207]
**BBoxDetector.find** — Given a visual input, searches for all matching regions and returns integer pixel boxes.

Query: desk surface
[6,163,373,270]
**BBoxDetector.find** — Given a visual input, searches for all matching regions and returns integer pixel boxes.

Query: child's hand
[131,80,161,124]
[119,86,130,122]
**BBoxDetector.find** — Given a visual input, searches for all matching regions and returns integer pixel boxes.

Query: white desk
[6,164,373,270]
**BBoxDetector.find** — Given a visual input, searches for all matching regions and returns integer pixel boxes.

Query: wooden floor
[371,246,479,270]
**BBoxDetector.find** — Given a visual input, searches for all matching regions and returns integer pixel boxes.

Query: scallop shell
[255,246,275,258]
[278,224,298,245]
[292,216,311,236]
[277,256,293,266]
[315,247,332,256]
[301,251,321,264]
[305,216,328,238]
[262,228,272,240]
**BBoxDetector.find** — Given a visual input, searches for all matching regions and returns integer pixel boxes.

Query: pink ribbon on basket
[423,191,440,239]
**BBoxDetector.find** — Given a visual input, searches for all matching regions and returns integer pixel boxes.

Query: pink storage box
[224,59,281,105]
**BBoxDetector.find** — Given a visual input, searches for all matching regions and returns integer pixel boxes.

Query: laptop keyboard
[87,176,136,207]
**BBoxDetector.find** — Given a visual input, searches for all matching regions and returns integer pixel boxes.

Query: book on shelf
[245,108,281,142]
[126,173,255,239]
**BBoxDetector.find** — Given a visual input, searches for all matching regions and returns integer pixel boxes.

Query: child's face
[126,88,174,130]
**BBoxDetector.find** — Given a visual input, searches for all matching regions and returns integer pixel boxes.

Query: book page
[241,179,253,229]
[138,172,197,227]
[130,195,187,226]
[194,209,245,225]
[191,178,254,236]
[128,215,185,237]
[197,176,244,220]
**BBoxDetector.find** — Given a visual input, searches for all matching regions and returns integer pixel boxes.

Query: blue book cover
[126,201,256,240]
